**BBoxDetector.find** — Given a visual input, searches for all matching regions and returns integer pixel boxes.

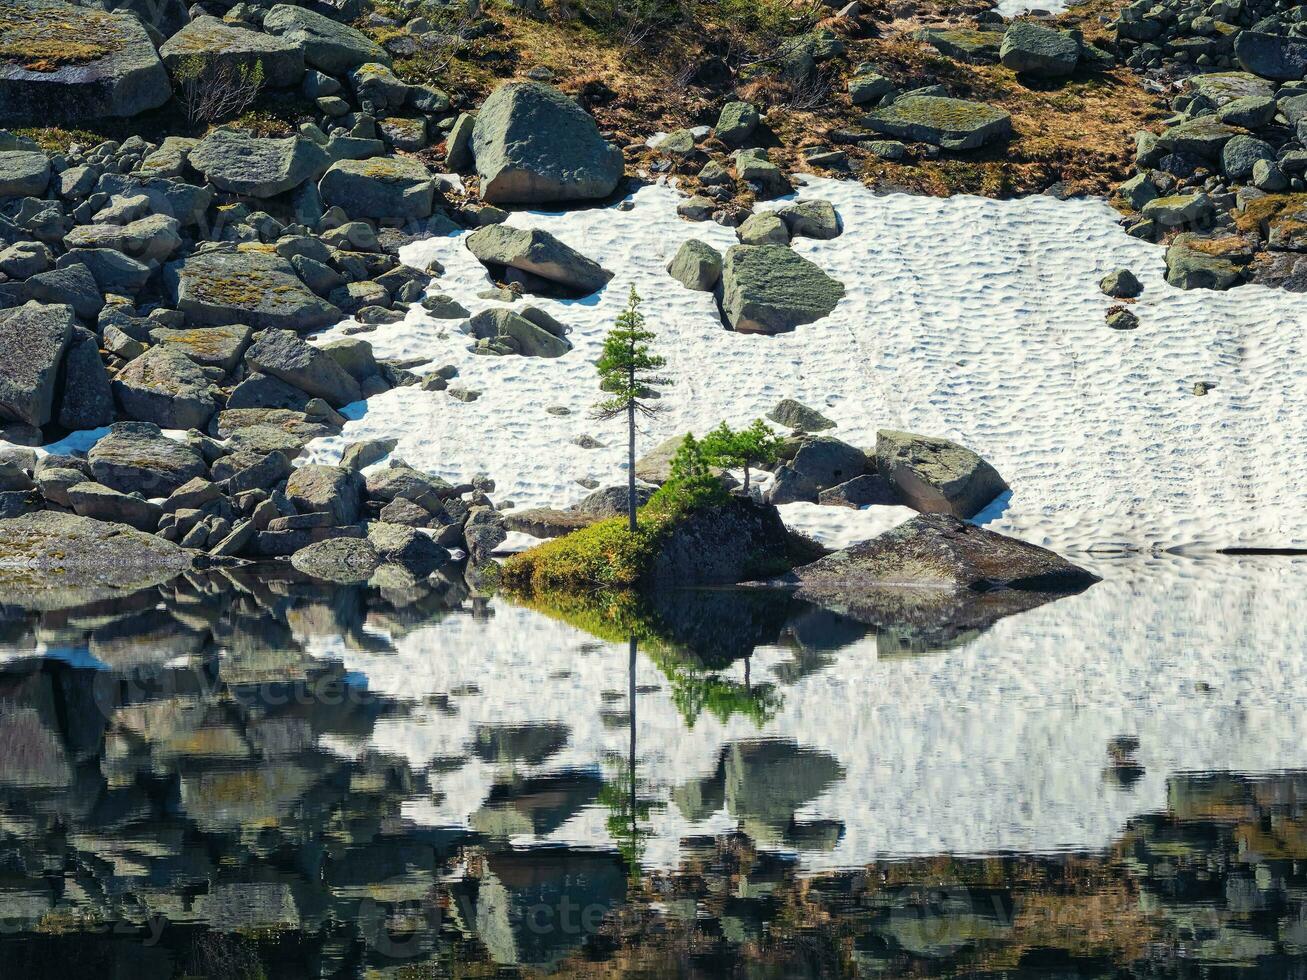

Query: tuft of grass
[501,475,727,594]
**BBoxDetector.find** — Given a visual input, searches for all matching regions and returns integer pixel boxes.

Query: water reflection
[0,559,1301,975]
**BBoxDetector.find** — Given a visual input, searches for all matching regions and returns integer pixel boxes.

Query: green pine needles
[593,287,671,530]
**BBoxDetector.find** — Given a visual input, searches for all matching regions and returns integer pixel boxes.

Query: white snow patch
[305,175,1307,554]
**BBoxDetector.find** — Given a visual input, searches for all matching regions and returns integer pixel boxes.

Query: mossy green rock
[0,0,171,124]
[667,239,722,291]
[1165,238,1243,290]
[865,95,1011,150]
[1156,115,1244,161]
[160,15,305,88]
[720,244,844,334]
[471,81,623,204]
[111,345,216,430]
[916,27,1002,64]
[0,511,191,609]
[1185,71,1273,106]
[715,100,759,147]
[999,21,1081,77]
[164,248,341,332]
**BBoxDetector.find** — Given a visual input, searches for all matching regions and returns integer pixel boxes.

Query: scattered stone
[771,513,1100,592]
[318,156,436,222]
[88,421,208,495]
[999,21,1081,77]
[0,150,51,198]
[165,249,340,331]
[777,199,841,240]
[667,239,722,291]
[466,224,612,295]
[285,464,362,525]
[737,211,790,245]
[719,244,845,334]
[1100,268,1143,298]
[190,130,329,198]
[466,308,572,357]
[715,101,759,147]
[1106,306,1139,330]
[262,3,391,74]
[0,301,73,428]
[767,398,835,432]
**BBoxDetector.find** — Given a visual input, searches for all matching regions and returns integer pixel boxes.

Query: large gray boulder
[0,301,73,427]
[160,16,306,88]
[467,308,572,357]
[88,421,208,495]
[245,329,362,407]
[0,150,50,198]
[466,224,612,295]
[864,96,1011,150]
[0,511,191,608]
[164,248,341,330]
[1234,31,1307,82]
[190,129,329,198]
[317,157,435,222]
[112,345,216,429]
[261,3,390,74]
[0,0,171,123]
[471,81,624,204]
[999,21,1081,77]
[719,244,844,334]
[875,430,1007,519]
[66,481,161,532]
[772,514,1099,592]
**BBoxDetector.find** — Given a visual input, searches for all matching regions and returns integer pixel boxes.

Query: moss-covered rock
[0,0,170,123]
[317,155,435,221]
[719,244,844,334]
[916,27,1002,64]
[261,3,390,74]
[164,248,341,331]
[190,129,329,198]
[471,81,624,205]
[160,16,305,88]
[864,95,1011,151]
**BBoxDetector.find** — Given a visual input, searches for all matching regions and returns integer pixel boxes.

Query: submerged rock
[719,244,844,334]
[0,511,191,608]
[772,514,1099,592]
[471,81,624,204]
[290,536,380,582]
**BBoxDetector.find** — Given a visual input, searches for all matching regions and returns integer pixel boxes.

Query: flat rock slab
[916,27,1002,64]
[244,329,362,407]
[149,323,252,372]
[999,21,1080,77]
[772,513,1100,593]
[0,0,171,123]
[719,244,845,334]
[165,248,341,331]
[472,80,624,204]
[466,224,612,296]
[1185,71,1274,106]
[88,421,208,495]
[865,95,1012,150]
[160,16,306,88]
[190,129,329,198]
[0,511,191,609]
[0,150,51,197]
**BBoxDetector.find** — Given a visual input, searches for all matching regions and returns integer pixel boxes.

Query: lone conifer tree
[593,287,670,531]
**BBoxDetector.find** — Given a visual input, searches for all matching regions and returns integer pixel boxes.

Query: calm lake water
[0,556,1305,977]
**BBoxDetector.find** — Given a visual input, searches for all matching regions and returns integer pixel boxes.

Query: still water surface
[0,556,1303,976]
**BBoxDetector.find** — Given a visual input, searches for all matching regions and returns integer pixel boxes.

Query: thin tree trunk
[743,464,750,495]
[628,636,637,845]
[627,366,637,532]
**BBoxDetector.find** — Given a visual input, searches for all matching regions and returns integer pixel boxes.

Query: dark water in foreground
[0,558,1305,978]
